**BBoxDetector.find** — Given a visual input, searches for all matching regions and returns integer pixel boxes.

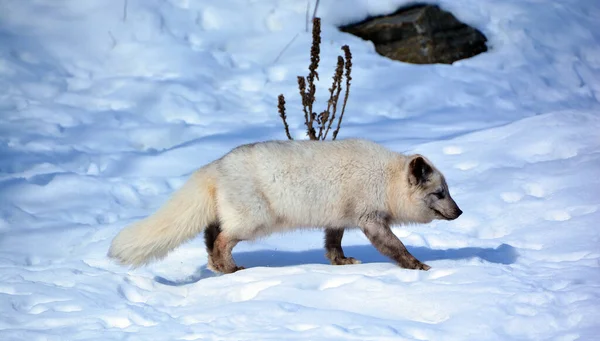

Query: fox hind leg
[324,228,361,265]
[204,222,221,272]
[209,232,244,274]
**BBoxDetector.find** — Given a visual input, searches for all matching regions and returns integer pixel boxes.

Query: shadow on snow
[154,243,518,286]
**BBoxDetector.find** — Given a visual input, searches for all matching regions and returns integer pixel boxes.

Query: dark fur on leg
[204,222,221,254]
[210,233,244,274]
[204,222,221,271]
[359,212,430,271]
[324,228,361,265]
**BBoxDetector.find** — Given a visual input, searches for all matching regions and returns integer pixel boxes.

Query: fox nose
[447,207,462,220]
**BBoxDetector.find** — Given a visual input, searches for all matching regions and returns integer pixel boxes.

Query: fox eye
[431,190,445,199]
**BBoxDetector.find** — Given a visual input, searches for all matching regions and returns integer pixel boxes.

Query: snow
[1,0,599,339]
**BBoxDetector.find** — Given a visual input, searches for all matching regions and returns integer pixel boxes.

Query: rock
[339,4,488,64]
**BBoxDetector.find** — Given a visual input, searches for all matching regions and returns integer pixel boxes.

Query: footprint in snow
[522,182,546,198]
[544,205,598,222]
[443,146,463,155]
[501,192,524,203]
[318,276,360,290]
[454,161,479,171]
[227,280,281,302]
[544,210,572,222]
[442,146,478,171]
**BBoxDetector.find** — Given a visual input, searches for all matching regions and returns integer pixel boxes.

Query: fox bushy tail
[108,166,218,267]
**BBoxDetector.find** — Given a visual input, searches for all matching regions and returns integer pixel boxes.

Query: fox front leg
[359,213,430,271]
[324,228,361,265]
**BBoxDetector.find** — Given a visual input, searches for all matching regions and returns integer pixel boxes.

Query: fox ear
[408,155,433,186]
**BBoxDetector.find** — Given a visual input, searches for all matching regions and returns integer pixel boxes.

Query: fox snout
[447,206,463,220]
[443,195,463,220]
[431,197,463,221]
[442,197,463,220]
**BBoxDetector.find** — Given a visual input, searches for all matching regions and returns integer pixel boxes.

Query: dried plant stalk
[298,76,308,122]
[276,17,352,142]
[297,76,316,140]
[332,45,352,140]
[322,55,345,140]
[304,17,321,140]
[316,110,329,140]
[278,95,293,140]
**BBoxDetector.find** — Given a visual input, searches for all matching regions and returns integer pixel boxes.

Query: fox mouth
[433,208,456,220]
[433,209,450,220]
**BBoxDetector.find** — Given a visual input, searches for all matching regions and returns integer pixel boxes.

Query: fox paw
[417,262,431,271]
[207,260,245,274]
[399,261,431,271]
[331,256,361,265]
[232,266,245,272]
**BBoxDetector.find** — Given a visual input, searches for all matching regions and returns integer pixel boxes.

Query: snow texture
[1,0,599,340]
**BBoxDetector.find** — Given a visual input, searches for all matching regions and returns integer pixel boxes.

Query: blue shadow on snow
[154,243,517,286]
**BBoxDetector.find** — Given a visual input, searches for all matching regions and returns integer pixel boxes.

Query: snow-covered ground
[1,0,599,339]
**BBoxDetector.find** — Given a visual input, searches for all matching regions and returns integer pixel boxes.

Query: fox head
[405,155,462,223]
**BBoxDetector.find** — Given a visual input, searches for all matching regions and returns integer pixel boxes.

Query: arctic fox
[108,138,462,273]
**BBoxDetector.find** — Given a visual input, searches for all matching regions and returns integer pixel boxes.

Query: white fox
[108,138,462,273]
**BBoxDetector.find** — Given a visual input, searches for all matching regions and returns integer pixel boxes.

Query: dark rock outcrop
[340,4,488,64]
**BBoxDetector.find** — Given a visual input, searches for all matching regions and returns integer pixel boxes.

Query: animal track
[455,161,479,171]
[544,210,571,222]
[428,269,456,280]
[227,280,281,302]
[544,205,597,222]
[443,146,463,155]
[523,182,546,198]
[286,324,319,332]
[319,276,360,290]
[117,276,154,303]
[99,315,132,329]
[501,192,524,203]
